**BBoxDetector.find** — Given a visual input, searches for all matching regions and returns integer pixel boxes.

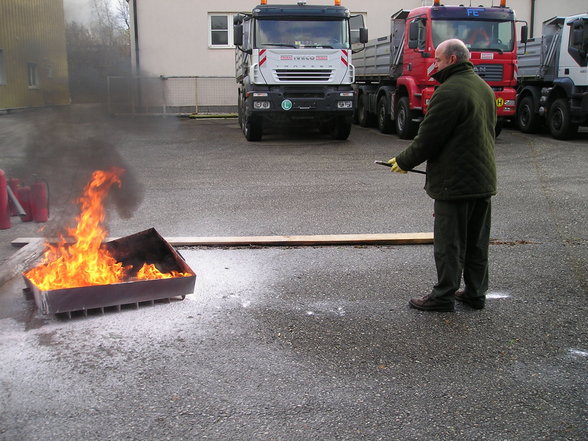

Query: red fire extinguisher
[18,186,33,222]
[0,169,10,229]
[31,178,49,223]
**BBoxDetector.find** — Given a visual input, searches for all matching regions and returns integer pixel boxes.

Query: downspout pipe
[131,0,142,110]
[530,0,536,38]
[132,0,140,74]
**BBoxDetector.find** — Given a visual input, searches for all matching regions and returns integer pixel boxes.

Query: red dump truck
[353,0,523,138]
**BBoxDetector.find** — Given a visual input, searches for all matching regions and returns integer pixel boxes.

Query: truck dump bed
[353,10,407,81]
[517,17,564,81]
[517,38,543,78]
[354,36,393,78]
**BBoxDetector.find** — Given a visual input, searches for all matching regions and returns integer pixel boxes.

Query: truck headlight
[253,101,270,109]
[338,101,353,109]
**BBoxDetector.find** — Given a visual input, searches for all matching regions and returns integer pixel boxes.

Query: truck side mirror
[409,21,419,42]
[359,28,368,44]
[350,15,367,45]
[567,19,588,66]
[233,25,243,46]
[408,20,424,50]
[408,21,418,49]
[571,28,583,46]
[520,25,528,44]
[583,19,588,52]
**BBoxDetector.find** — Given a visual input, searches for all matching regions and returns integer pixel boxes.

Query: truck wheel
[495,120,503,138]
[395,97,418,139]
[357,95,373,127]
[352,100,359,124]
[243,114,262,142]
[517,95,541,133]
[331,116,352,140]
[548,98,578,140]
[237,94,244,129]
[319,122,330,134]
[377,97,394,134]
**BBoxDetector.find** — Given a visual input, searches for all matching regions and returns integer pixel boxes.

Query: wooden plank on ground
[11,232,434,248]
[0,239,45,286]
[167,233,434,246]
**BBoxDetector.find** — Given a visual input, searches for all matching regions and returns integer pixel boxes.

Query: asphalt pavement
[0,107,586,440]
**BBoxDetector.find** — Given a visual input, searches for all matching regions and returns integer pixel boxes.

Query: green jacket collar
[432,61,474,83]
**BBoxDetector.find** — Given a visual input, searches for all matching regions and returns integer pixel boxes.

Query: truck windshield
[255,19,350,49]
[432,20,514,52]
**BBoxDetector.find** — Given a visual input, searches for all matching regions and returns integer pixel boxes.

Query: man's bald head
[437,39,470,63]
[434,39,471,73]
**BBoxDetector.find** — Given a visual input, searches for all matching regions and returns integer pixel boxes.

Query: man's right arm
[396,86,461,171]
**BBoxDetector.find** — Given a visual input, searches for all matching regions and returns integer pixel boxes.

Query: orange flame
[25,168,189,291]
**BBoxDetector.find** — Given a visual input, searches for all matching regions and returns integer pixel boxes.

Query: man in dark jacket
[388,38,496,312]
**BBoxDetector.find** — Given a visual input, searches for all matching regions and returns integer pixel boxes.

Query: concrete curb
[188,113,238,119]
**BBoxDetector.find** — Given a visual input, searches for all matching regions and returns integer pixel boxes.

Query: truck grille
[473,64,503,82]
[283,92,325,99]
[274,69,333,82]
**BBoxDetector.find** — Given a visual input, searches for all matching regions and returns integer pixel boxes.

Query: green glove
[387,157,407,174]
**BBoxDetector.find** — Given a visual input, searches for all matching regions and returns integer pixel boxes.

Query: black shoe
[409,295,454,312]
[455,290,485,310]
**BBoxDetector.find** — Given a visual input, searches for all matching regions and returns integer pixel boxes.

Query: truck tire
[395,97,419,139]
[243,114,262,142]
[548,98,578,140]
[238,94,244,129]
[331,116,352,140]
[357,95,373,127]
[495,120,503,138]
[319,122,331,134]
[517,95,541,133]
[352,99,359,124]
[377,96,394,134]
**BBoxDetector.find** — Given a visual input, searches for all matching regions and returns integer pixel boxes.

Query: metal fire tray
[23,228,196,316]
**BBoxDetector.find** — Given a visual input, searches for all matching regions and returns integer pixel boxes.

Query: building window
[27,63,38,88]
[209,14,233,48]
[0,50,6,85]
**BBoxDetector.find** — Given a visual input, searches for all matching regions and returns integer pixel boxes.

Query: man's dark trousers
[430,197,492,304]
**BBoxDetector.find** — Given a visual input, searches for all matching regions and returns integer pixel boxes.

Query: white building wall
[131,0,432,78]
[126,0,587,111]
[131,0,588,78]
[528,2,588,37]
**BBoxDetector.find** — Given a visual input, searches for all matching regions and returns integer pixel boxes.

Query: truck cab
[408,6,517,115]
[234,2,367,141]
